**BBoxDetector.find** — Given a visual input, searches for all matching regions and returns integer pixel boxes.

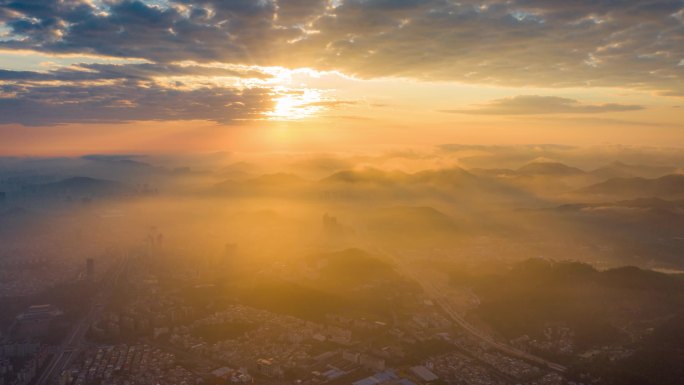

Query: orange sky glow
[0,1,682,155]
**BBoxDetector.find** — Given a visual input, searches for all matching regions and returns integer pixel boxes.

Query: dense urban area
[1,149,684,385]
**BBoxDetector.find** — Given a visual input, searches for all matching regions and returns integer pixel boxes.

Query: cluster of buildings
[164,304,452,385]
[169,305,328,370]
[430,345,568,385]
[0,257,76,298]
[13,305,63,338]
[0,343,49,385]
[509,326,575,356]
[57,344,201,385]
[88,252,570,385]
[0,243,583,385]
[431,351,513,385]
[0,304,60,385]
[351,370,416,385]
[90,292,194,340]
[0,234,117,298]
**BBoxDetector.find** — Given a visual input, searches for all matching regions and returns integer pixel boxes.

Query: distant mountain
[333,167,543,206]
[304,248,417,306]
[323,167,527,195]
[468,168,518,178]
[411,167,480,186]
[77,154,169,183]
[556,197,684,212]
[322,168,411,185]
[23,176,128,197]
[517,161,586,176]
[81,154,152,168]
[358,205,475,246]
[591,161,677,179]
[467,259,684,351]
[311,248,394,282]
[578,174,684,199]
[469,162,586,178]
[217,161,260,180]
[468,162,594,197]
[212,166,537,205]
[322,167,479,186]
[242,248,413,321]
[454,258,684,385]
[213,173,308,193]
[246,173,307,186]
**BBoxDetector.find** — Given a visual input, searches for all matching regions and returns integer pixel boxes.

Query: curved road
[382,248,567,373]
[35,252,129,385]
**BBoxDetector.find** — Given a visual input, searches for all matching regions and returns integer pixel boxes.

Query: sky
[0,0,683,155]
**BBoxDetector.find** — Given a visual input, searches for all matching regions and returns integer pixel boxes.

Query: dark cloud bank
[442,95,644,115]
[0,0,682,124]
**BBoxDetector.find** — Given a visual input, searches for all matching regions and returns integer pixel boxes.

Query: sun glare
[266,89,323,120]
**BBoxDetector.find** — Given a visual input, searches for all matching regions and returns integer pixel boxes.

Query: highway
[381,248,567,373]
[35,252,129,385]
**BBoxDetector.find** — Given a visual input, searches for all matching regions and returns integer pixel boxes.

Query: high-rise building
[256,358,282,377]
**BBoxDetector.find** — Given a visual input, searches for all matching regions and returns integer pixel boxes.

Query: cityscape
[1,1,684,385]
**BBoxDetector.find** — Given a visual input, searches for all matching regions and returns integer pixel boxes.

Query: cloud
[303,100,357,108]
[518,116,679,128]
[438,143,684,170]
[441,95,644,115]
[0,62,272,82]
[0,62,282,125]
[0,79,273,125]
[0,0,682,96]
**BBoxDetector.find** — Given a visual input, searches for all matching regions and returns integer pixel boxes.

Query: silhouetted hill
[355,205,475,247]
[218,161,260,179]
[531,195,684,268]
[240,248,413,321]
[576,315,684,385]
[311,248,395,283]
[458,259,684,354]
[517,161,586,176]
[213,173,308,194]
[411,167,478,185]
[556,197,684,212]
[591,161,677,179]
[81,154,152,168]
[212,178,239,191]
[322,167,478,187]
[210,166,537,205]
[76,154,171,183]
[578,174,684,199]
[22,176,128,198]
[322,168,411,185]
[320,167,536,205]
[470,162,594,197]
[242,281,345,321]
[468,168,518,177]
[246,173,307,186]
[302,248,417,318]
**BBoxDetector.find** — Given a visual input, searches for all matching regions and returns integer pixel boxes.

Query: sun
[267,89,323,120]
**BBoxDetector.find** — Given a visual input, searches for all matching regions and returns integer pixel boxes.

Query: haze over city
[1,1,684,385]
